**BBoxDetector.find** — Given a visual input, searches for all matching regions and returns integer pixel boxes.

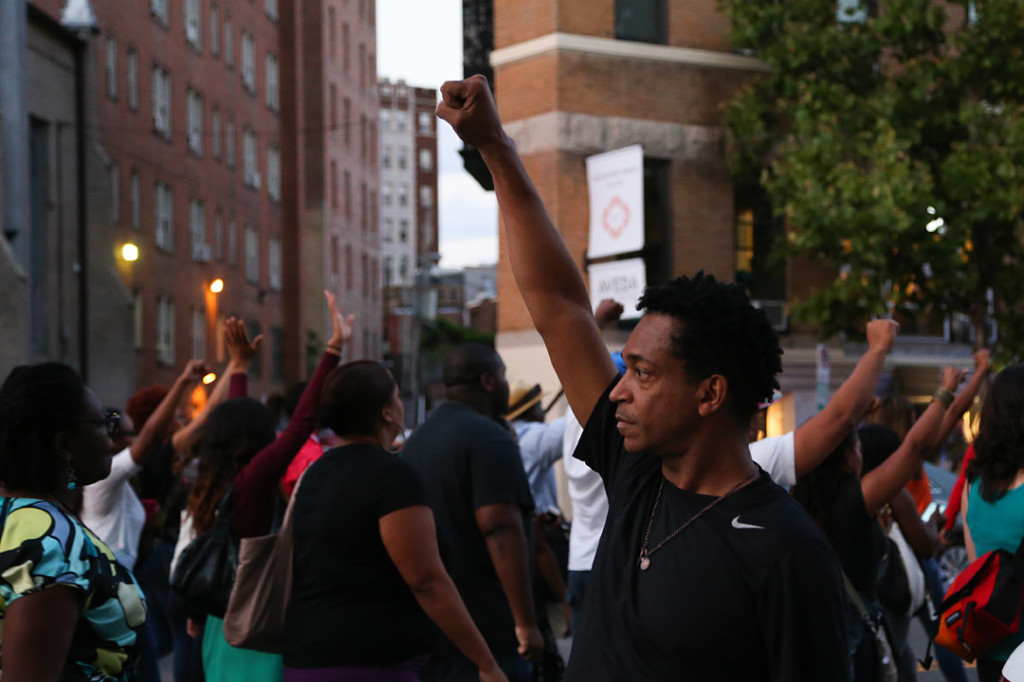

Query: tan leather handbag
[222,470,308,653]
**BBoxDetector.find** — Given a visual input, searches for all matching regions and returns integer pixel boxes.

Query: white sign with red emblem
[588,258,647,320]
[586,145,645,259]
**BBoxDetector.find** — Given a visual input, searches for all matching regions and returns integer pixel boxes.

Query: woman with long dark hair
[283,360,507,682]
[176,291,351,680]
[0,362,147,681]
[962,365,1024,681]
[793,367,962,681]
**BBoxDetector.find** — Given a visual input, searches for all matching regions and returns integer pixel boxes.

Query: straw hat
[506,382,543,421]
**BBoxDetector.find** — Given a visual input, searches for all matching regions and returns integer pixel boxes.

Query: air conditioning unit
[194,243,212,262]
[751,299,789,333]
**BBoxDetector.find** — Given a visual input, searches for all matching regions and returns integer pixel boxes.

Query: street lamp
[209,278,224,294]
[121,243,139,262]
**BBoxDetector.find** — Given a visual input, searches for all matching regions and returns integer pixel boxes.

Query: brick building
[466,0,975,430]
[22,0,381,400]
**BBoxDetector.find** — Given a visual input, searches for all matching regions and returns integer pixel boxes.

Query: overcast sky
[376,0,498,269]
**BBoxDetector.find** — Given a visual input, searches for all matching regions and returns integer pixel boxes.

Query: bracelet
[933,388,955,408]
[326,343,342,354]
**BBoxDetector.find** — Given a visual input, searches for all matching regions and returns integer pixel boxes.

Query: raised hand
[178,359,209,383]
[866,318,899,354]
[325,290,355,352]
[436,75,506,152]
[225,316,262,368]
[941,366,967,393]
[595,298,625,330]
[974,348,991,372]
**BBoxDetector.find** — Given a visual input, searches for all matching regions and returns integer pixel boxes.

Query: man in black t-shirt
[404,343,543,682]
[435,76,850,681]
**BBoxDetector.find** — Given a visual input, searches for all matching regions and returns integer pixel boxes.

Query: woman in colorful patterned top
[0,362,147,681]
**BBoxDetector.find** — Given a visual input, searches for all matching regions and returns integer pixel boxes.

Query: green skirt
[203,614,284,681]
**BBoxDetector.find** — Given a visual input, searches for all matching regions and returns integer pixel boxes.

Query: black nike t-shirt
[567,378,851,682]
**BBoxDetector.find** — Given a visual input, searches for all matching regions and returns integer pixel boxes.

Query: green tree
[719,0,1024,356]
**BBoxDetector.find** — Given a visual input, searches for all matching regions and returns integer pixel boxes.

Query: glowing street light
[121,243,139,262]
[202,372,217,385]
[209,278,224,294]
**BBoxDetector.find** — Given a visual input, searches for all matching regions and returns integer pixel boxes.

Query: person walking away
[404,343,543,682]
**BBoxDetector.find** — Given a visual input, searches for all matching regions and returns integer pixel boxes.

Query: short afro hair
[637,271,782,424]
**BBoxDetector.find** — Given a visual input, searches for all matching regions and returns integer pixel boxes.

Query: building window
[343,98,351,146]
[133,291,144,350]
[420,185,433,208]
[398,184,408,207]
[382,147,391,169]
[418,111,432,134]
[382,183,392,206]
[360,114,367,161]
[265,0,278,21]
[381,109,391,130]
[243,127,259,188]
[267,145,280,201]
[615,0,667,43]
[329,84,338,129]
[359,43,366,90]
[383,256,392,286]
[241,32,256,93]
[419,149,432,171]
[331,237,339,274]
[271,326,285,381]
[397,150,407,170]
[330,160,339,208]
[187,89,204,156]
[130,170,141,229]
[185,0,202,47]
[400,255,409,281]
[109,162,120,223]
[342,22,350,72]
[105,35,118,99]
[734,179,786,302]
[210,4,220,55]
[155,181,174,250]
[344,172,352,218]
[328,6,337,60]
[226,115,236,168]
[157,296,176,364]
[214,209,224,260]
[127,49,138,110]
[382,218,393,241]
[224,14,234,68]
[246,320,263,377]
[228,218,238,264]
[399,220,408,243]
[212,108,221,159]
[265,53,279,111]
[395,112,406,132]
[152,66,172,138]
[360,182,368,231]
[345,244,352,290]
[245,224,259,283]
[190,199,209,261]
[191,306,207,360]
[269,236,282,290]
[151,0,169,24]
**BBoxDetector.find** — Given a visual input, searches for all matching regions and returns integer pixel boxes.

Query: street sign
[586,145,645,259]
[588,258,646,320]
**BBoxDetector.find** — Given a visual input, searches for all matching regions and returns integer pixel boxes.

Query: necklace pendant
[639,553,651,571]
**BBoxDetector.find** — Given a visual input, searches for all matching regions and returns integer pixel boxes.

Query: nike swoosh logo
[731,515,765,530]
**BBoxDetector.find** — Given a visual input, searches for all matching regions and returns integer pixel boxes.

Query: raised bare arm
[437,76,617,426]
[792,319,897,477]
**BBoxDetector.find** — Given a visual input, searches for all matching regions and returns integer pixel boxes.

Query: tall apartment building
[21,0,381,400]
[287,0,381,373]
[466,0,974,429]
[378,78,438,289]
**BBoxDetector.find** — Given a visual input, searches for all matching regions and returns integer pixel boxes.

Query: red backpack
[935,535,1024,661]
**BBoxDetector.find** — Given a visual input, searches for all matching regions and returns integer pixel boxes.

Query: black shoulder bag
[170,488,238,619]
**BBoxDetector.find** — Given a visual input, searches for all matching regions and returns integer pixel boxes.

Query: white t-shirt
[749,431,797,488]
[563,415,608,572]
[80,447,146,570]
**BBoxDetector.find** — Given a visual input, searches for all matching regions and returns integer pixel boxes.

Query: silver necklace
[638,470,757,571]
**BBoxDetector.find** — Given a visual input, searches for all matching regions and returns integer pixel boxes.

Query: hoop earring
[66,463,78,491]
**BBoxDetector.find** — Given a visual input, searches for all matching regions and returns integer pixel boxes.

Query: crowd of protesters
[0,75,1022,682]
